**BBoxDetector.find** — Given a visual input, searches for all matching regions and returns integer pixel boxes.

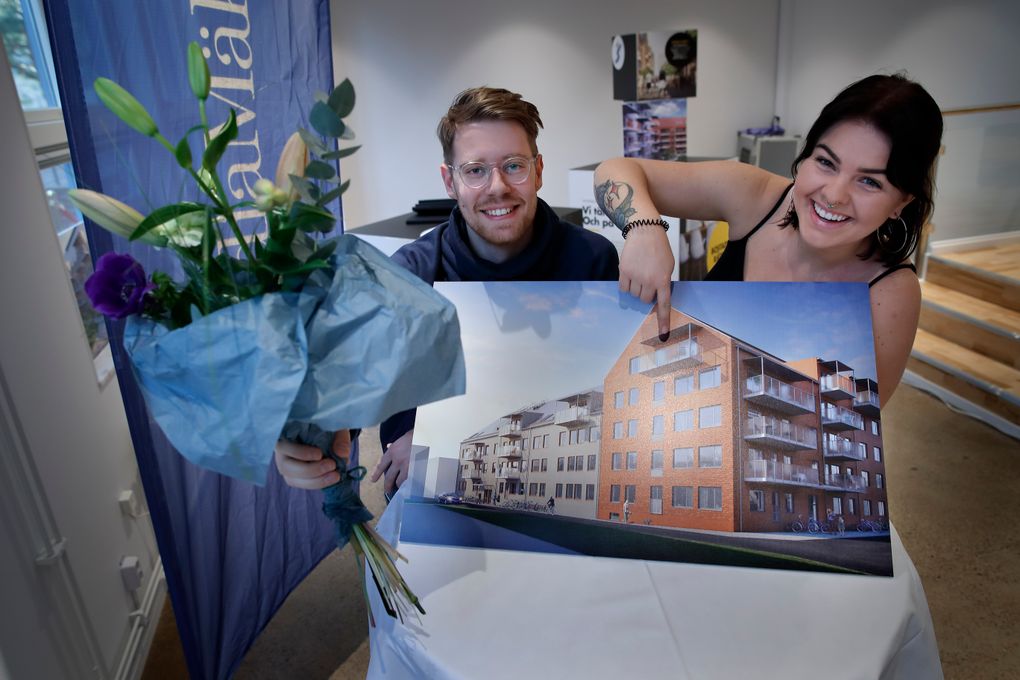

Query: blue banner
[45,1,341,677]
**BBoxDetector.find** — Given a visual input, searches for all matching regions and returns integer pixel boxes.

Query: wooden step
[909,328,1020,425]
[920,281,1020,370]
[925,251,1020,313]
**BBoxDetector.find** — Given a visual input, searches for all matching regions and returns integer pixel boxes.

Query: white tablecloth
[365,487,942,680]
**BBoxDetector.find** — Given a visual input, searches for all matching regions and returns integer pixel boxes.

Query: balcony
[743,374,816,416]
[468,467,484,481]
[498,420,523,438]
[555,405,590,427]
[498,444,522,459]
[633,339,703,378]
[744,459,820,487]
[823,435,865,461]
[823,470,866,491]
[820,373,856,400]
[853,389,881,417]
[497,467,523,480]
[743,416,817,451]
[820,403,864,431]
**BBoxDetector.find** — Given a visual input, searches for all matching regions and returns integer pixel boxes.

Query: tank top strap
[743,183,794,242]
[868,262,917,288]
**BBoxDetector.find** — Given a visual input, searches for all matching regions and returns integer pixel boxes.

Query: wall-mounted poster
[403,281,894,577]
[612,30,698,101]
[623,98,687,160]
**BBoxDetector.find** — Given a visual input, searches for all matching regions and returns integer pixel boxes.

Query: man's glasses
[448,156,536,189]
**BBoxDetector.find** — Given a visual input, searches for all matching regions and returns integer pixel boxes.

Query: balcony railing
[822,435,865,461]
[498,421,522,438]
[744,459,820,486]
[853,389,881,415]
[555,405,590,427]
[820,373,856,399]
[498,444,522,459]
[743,416,817,451]
[823,471,866,491]
[744,374,816,415]
[497,467,523,480]
[820,402,864,431]
[633,339,703,377]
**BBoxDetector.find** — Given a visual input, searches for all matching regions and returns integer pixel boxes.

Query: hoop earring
[877,216,909,256]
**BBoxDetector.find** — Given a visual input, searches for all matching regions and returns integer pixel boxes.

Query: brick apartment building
[598,308,889,532]
[455,390,603,518]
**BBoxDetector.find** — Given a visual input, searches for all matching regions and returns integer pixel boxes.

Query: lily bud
[253,178,276,197]
[94,78,159,137]
[69,189,167,246]
[274,132,308,203]
[187,41,210,100]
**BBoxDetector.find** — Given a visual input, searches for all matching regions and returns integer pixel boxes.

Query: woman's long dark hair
[782,74,943,265]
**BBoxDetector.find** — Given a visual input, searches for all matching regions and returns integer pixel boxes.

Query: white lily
[68,189,167,246]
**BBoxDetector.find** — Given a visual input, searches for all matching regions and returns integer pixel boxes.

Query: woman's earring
[877,215,909,255]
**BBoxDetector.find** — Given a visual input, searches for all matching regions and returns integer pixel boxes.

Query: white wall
[330,0,780,229]
[780,0,1020,239]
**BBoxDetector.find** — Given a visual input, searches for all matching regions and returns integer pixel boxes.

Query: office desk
[366,486,942,680]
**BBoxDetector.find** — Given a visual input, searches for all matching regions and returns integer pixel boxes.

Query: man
[275,86,619,496]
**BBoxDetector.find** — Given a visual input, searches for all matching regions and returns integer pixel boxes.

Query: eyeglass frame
[445,155,539,189]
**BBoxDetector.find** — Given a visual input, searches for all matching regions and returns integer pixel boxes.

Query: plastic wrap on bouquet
[123,235,465,485]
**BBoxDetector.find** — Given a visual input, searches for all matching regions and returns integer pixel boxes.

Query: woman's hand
[274,429,352,490]
[620,226,674,337]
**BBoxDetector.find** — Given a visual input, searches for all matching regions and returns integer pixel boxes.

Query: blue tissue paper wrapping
[123,235,465,484]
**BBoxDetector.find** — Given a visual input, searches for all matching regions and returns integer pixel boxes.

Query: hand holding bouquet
[72,42,464,623]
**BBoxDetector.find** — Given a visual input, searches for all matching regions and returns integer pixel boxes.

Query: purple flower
[84,252,154,319]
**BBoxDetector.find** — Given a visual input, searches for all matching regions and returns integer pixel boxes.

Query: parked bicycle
[790,515,824,533]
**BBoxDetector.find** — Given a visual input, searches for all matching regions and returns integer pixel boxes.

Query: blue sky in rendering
[414,281,875,469]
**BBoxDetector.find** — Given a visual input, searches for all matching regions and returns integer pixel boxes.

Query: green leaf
[317,179,350,207]
[94,77,158,137]
[187,41,210,100]
[340,123,355,141]
[327,79,356,118]
[304,160,336,180]
[309,101,345,138]
[321,144,361,160]
[289,175,319,203]
[297,127,328,156]
[174,136,192,169]
[312,238,338,261]
[202,109,238,171]
[288,202,335,233]
[132,203,206,241]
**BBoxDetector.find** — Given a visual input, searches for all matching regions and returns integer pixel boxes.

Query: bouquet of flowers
[71,42,465,623]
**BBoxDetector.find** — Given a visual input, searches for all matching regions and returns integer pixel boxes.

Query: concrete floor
[142,385,1020,679]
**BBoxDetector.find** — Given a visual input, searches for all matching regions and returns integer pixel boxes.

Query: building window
[529,482,538,496]
[871,420,880,436]
[613,422,623,439]
[625,485,636,502]
[673,447,693,468]
[832,497,842,515]
[611,452,622,470]
[610,485,620,502]
[672,486,693,508]
[559,431,566,446]
[873,446,882,462]
[586,484,595,500]
[784,493,794,513]
[699,486,722,510]
[614,390,624,408]
[542,458,548,472]
[609,512,620,521]
[653,380,665,403]
[590,426,600,442]
[699,445,722,468]
[857,442,867,459]
[532,436,541,449]
[567,456,576,471]
[651,449,664,476]
[675,374,694,395]
[876,473,884,489]
[674,409,694,431]
[652,414,664,438]
[628,419,638,437]
[629,387,639,405]
[861,470,869,487]
[863,499,872,516]
[700,365,721,389]
[626,451,638,470]
[699,404,722,428]
[556,483,563,498]
[629,357,640,374]
[587,454,596,470]
[557,457,565,471]
[877,501,886,517]
[749,490,765,512]
[522,438,528,450]
[650,486,663,514]
[543,434,549,447]
[566,484,574,499]
[847,497,856,515]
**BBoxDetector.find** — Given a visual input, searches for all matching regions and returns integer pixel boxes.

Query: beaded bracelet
[621,218,669,239]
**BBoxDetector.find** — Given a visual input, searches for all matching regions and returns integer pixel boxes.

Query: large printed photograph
[402,281,894,577]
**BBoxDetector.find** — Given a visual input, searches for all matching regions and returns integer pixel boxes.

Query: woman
[594,74,942,400]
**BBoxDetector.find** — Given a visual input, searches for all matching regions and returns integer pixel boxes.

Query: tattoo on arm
[595,179,637,230]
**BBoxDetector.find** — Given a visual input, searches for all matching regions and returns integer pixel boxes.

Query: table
[348,207,584,241]
[365,485,942,680]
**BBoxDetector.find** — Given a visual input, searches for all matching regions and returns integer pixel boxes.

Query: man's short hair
[437,86,543,164]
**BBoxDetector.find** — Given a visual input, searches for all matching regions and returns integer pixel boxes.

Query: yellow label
[706,221,730,271]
